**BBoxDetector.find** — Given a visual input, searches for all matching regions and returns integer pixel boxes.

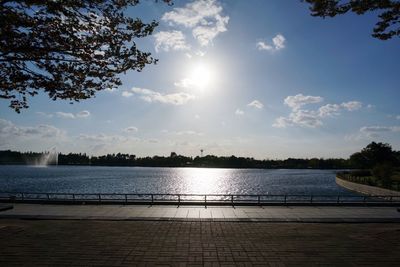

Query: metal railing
[0,192,400,205]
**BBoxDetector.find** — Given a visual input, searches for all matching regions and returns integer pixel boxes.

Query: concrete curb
[1,214,400,223]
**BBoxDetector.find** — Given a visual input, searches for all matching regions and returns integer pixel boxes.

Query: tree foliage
[0,149,352,169]
[350,141,398,169]
[0,0,171,112]
[304,0,400,40]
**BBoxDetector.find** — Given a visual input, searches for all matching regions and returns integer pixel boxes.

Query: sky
[1,0,400,159]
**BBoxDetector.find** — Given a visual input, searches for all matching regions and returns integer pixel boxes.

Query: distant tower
[200,149,204,157]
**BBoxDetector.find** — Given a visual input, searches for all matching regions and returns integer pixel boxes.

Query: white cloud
[122,91,133,97]
[154,30,190,52]
[195,114,200,119]
[76,110,90,118]
[396,115,400,120]
[174,78,195,88]
[55,110,90,119]
[129,87,195,105]
[272,34,285,50]
[318,104,341,117]
[36,112,53,118]
[124,126,138,133]
[284,94,323,111]
[289,110,322,128]
[319,102,362,117]
[192,14,229,46]
[78,133,130,143]
[235,109,244,115]
[195,50,206,57]
[248,100,264,109]
[0,118,69,151]
[341,101,362,111]
[162,0,229,46]
[273,111,322,128]
[56,112,75,119]
[0,118,64,139]
[360,126,400,138]
[272,116,291,128]
[176,130,203,136]
[161,129,203,136]
[162,0,223,27]
[256,41,273,51]
[348,125,400,141]
[273,94,362,128]
[257,34,286,51]
[105,88,117,93]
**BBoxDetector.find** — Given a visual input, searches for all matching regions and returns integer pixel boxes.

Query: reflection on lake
[0,165,357,195]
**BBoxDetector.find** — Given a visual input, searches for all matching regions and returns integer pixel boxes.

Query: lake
[0,165,358,196]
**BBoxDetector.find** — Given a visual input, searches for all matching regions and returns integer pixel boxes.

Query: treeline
[0,150,350,169]
[342,142,400,188]
[1,142,398,169]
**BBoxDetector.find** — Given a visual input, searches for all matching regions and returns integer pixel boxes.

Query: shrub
[350,170,371,177]
[372,163,393,186]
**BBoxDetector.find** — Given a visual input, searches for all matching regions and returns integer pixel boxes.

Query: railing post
[363,196,367,203]
[72,194,75,202]
[21,193,24,201]
[125,194,128,204]
[204,195,207,206]
[98,194,101,203]
[337,195,340,204]
[47,193,50,200]
[258,195,261,205]
[231,195,234,206]
[390,196,393,203]
[178,195,181,206]
[284,195,287,204]
[151,194,154,205]
[310,195,313,204]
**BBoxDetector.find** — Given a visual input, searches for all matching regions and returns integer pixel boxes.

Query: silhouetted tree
[304,0,400,40]
[350,142,397,169]
[0,0,171,112]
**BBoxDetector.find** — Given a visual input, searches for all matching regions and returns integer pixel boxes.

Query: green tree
[0,0,171,112]
[350,142,396,169]
[349,151,369,168]
[304,0,400,40]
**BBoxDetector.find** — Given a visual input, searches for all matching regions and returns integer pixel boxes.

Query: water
[0,165,357,196]
[32,147,58,166]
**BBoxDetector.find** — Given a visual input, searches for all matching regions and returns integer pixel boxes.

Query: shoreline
[336,175,400,196]
[0,163,351,170]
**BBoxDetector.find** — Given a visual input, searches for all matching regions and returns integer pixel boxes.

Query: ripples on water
[0,165,356,195]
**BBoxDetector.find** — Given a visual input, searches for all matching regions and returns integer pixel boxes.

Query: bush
[372,163,393,186]
[349,170,371,177]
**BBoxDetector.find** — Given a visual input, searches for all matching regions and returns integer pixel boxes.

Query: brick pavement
[0,219,399,266]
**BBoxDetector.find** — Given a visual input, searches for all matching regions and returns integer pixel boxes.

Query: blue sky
[1,0,399,158]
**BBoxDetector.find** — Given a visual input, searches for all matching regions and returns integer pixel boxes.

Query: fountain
[35,147,58,166]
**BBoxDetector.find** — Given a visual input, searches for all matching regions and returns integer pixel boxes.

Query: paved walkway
[0,219,399,266]
[1,204,400,222]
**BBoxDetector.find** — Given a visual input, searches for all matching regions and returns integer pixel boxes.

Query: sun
[189,62,214,90]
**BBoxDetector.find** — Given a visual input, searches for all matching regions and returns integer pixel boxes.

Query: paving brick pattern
[0,219,399,266]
